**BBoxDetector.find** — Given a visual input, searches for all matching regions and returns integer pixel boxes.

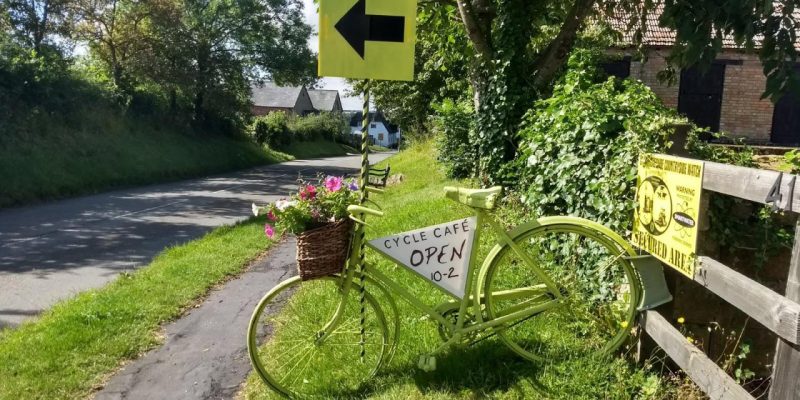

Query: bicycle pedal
[417,355,437,372]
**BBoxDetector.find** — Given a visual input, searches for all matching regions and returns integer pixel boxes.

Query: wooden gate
[639,157,800,399]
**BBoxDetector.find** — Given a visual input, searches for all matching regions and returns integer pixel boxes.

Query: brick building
[608,9,800,145]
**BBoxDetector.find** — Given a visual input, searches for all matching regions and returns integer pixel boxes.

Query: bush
[252,112,348,147]
[433,99,476,179]
[252,112,290,147]
[288,113,349,142]
[515,51,685,233]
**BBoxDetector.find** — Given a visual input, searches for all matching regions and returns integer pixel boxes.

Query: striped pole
[358,81,370,363]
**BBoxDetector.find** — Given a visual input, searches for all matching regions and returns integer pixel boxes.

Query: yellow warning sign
[318,0,416,81]
[632,154,704,278]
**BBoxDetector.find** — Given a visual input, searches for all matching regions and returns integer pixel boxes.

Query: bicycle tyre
[247,275,389,398]
[481,217,641,362]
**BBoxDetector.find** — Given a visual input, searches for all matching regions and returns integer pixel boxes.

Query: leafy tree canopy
[370,0,800,183]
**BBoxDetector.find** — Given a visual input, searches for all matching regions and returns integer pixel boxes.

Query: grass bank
[0,217,275,399]
[240,142,668,399]
[0,112,354,208]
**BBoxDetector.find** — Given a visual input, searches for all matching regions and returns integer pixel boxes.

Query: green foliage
[256,176,359,235]
[252,112,290,147]
[433,99,476,179]
[784,149,800,173]
[515,51,679,233]
[355,4,471,134]
[289,113,349,142]
[1,0,315,138]
[250,112,349,148]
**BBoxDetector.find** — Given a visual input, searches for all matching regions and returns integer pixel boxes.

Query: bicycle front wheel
[482,218,641,362]
[247,275,389,398]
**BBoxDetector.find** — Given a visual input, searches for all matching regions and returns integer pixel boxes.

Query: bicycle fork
[314,259,359,346]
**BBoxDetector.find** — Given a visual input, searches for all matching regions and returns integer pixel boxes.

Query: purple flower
[348,180,359,191]
[324,176,343,192]
[264,224,275,239]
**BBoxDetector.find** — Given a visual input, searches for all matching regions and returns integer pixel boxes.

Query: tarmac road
[0,152,391,329]
[95,239,298,400]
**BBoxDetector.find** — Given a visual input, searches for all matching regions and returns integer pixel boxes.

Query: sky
[301,0,362,110]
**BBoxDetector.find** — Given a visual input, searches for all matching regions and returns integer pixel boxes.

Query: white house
[345,111,401,148]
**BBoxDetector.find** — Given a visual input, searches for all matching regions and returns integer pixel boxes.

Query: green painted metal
[246,275,389,398]
[479,218,643,362]
[248,195,656,397]
[248,153,660,398]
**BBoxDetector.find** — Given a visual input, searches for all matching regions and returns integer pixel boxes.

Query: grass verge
[0,114,353,208]
[0,216,274,399]
[239,141,669,399]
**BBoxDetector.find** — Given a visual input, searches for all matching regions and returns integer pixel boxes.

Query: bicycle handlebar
[347,205,384,218]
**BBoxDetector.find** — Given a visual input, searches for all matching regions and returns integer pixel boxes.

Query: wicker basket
[296,219,353,280]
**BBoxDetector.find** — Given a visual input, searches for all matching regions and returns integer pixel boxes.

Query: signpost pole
[358,81,371,362]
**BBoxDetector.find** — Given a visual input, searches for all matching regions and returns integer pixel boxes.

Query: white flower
[275,200,297,211]
[251,203,260,217]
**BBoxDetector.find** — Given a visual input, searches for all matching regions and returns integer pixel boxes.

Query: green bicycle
[247,183,649,398]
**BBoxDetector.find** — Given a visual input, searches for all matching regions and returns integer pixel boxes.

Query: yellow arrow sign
[318,0,416,81]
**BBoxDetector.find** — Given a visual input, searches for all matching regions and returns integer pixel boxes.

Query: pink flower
[266,210,276,222]
[264,224,275,239]
[324,176,343,192]
[299,185,317,200]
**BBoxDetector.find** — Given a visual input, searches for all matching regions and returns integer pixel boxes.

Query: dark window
[601,57,631,79]
[678,64,726,139]
[771,67,800,145]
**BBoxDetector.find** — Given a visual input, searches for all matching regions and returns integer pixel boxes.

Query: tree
[72,0,147,94]
[125,0,314,124]
[406,0,800,183]
[5,0,73,53]
[355,5,470,134]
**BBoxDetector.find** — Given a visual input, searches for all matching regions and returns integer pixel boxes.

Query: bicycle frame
[317,206,565,354]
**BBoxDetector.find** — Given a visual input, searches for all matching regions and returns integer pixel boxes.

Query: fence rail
[639,155,800,400]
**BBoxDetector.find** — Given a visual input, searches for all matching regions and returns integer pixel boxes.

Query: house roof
[347,111,399,133]
[251,83,303,108]
[606,3,799,50]
[308,90,340,111]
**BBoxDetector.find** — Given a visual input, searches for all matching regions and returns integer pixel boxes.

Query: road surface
[0,153,391,329]
[95,239,297,400]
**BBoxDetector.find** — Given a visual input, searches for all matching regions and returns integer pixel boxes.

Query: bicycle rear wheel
[481,218,641,362]
[247,276,389,398]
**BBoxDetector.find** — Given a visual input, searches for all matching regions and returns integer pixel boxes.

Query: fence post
[769,218,800,400]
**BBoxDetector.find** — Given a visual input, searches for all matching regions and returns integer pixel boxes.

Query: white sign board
[368,217,477,298]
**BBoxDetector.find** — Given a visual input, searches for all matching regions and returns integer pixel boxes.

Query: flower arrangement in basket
[252,176,360,280]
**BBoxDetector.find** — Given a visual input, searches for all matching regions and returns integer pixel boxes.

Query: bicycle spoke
[247,276,389,397]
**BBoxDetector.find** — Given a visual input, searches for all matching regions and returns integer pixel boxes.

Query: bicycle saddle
[443,186,503,210]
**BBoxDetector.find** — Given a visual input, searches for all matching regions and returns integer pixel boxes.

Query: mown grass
[240,141,669,399]
[0,216,275,399]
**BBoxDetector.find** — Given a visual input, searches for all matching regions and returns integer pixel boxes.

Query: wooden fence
[639,158,800,399]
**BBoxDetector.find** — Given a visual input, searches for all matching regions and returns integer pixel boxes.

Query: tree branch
[456,0,493,58]
[532,0,594,89]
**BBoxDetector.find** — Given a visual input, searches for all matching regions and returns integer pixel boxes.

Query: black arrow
[334,0,405,59]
